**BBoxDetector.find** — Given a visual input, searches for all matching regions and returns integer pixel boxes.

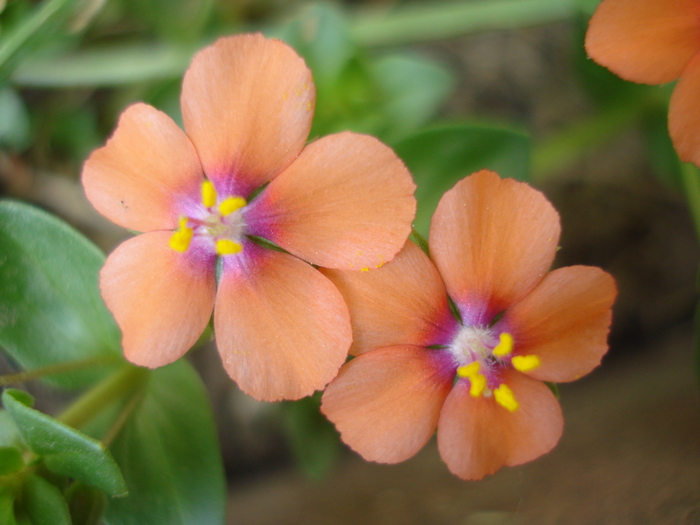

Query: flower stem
[350,0,577,47]
[0,355,123,387]
[58,365,149,430]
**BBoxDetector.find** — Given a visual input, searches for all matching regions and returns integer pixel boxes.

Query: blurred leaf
[0,86,30,151]
[0,446,23,475]
[2,389,127,496]
[394,123,530,236]
[120,0,215,42]
[370,54,454,141]
[282,393,340,480]
[373,53,454,142]
[104,361,225,525]
[11,44,194,87]
[0,0,81,75]
[277,2,354,91]
[350,0,578,47]
[545,382,560,399]
[20,474,71,525]
[0,410,23,449]
[0,491,17,525]
[0,200,121,389]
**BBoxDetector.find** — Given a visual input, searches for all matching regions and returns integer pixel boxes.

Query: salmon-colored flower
[82,34,416,401]
[585,0,700,166]
[320,170,616,480]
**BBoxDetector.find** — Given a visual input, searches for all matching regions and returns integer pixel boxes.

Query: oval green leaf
[0,200,122,389]
[393,123,530,236]
[20,474,71,525]
[104,361,225,525]
[2,389,127,496]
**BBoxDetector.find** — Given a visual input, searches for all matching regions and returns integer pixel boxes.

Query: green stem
[0,0,78,74]
[531,96,647,183]
[0,355,123,387]
[350,0,578,47]
[680,162,700,240]
[101,383,146,447]
[58,365,148,430]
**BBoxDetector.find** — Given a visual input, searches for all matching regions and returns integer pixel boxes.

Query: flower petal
[585,0,700,84]
[437,370,563,480]
[429,170,560,326]
[82,103,203,232]
[246,132,416,270]
[181,34,315,197]
[214,245,351,401]
[500,266,616,383]
[321,241,457,355]
[321,345,454,464]
[670,52,700,165]
[100,231,216,367]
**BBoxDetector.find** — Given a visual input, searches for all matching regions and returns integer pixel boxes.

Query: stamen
[457,361,480,378]
[511,354,541,372]
[202,180,217,208]
[216,239,243,255]
[492,332,514,357]
[469,373,486,397]
[494,384,518,412]
[169,218,193,252]
[219,197,246,216]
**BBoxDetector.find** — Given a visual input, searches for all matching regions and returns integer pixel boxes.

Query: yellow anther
[511,354,541,372]
[468,373,486,397]
[216,239,243,255]
[202,180,217,208]
[492,332,514,357]
[360,267,370,272]
[494,384,519,412]
[169,227,193,252]
[457,361,480,378]
[219,196,246,216]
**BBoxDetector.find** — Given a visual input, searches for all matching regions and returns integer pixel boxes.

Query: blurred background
[1,0,699,523]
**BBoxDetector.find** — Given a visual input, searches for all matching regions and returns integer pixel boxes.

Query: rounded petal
[500,266,616,383]
[585,0,700,84]
[670,52,700,165]
[82,103,203,232]
[321,345,454,464]
[100,231,216,367]
[429,170,560,326]
[181,34,315,197]
[321,241,457,355]
[214,245,351,402]
[247,132,416,270]
[437,370,563,481]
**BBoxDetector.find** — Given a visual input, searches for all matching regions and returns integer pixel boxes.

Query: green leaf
[282,393,340,480]
[0,200,121,389]
[0,491,18,525]
[372,53,454,142]
[0,410,24,450]
[0,86,31,151]
[393,123,530,236]
[0,446,24,475]
[2,389,127,496]
[12,44,194,87]
[277,2,354,91]
[104,361,225,525]
[20,474,71,525]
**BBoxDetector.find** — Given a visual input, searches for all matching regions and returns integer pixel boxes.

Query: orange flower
[585,0,700,165]
[320,171,616,480]
[82,34,416,401]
